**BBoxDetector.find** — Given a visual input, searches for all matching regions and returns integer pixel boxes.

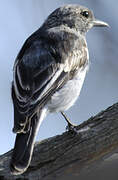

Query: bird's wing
[12,32,69,133]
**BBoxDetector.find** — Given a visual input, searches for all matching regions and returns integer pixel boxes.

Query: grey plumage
[10,4,108,175]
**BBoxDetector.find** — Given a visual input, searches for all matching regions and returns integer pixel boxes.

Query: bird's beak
[93,19,109,27]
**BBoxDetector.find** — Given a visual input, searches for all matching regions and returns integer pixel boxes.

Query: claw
[61,111,79,134]
[66,124,78,134]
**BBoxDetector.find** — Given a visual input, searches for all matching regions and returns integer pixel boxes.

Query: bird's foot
[66,123,78,134]
[66,124,91,136]
[61,111,78,134]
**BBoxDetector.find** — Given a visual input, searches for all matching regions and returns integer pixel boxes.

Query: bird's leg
[61,111,78,133]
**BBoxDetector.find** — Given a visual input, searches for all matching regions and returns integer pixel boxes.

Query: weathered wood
[0,102,118,180]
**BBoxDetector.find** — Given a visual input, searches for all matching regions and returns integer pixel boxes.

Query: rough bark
[0,102,118,180]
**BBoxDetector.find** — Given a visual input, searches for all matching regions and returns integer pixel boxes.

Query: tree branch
[0,102,118,180]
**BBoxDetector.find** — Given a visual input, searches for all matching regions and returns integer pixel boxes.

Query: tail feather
[10,114,40,175]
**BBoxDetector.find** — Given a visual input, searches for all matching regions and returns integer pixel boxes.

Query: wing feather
[12,32,68,132]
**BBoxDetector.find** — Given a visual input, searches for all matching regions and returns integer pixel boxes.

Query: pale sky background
[0,0,117,155]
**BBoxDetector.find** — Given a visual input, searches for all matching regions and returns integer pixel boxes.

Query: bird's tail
[10,112,43,175]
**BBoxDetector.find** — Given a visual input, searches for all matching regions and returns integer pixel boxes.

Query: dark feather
[10,113,40,174]
[12,27,78,133]
[11,26,81,174]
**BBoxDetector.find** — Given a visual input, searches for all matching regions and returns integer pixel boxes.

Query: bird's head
[42,4,109,34]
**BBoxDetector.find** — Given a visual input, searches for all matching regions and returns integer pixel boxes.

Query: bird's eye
[80,11,89,18]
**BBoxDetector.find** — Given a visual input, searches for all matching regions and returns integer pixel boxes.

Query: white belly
[47,66,88,112]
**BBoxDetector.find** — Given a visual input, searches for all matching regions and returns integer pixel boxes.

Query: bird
[10,4,109,175]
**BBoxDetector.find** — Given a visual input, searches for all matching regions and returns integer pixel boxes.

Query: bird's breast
[64,40,89,73]
[47,65,88,112]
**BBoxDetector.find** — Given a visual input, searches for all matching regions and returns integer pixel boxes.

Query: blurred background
[0,0,117,155]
